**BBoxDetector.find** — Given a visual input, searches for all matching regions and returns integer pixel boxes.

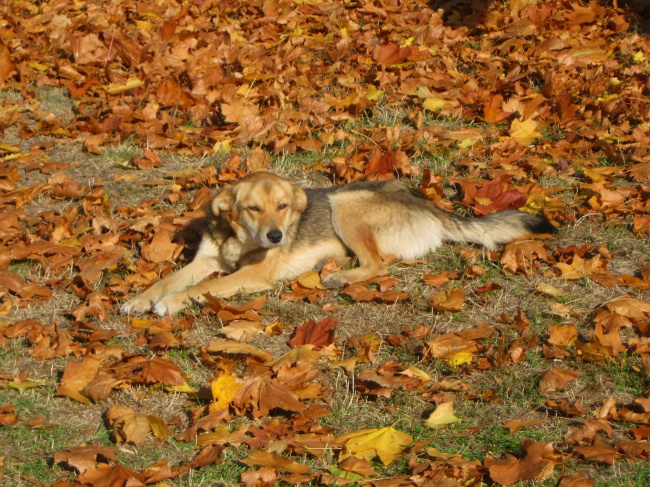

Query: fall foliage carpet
[1,0,650,486]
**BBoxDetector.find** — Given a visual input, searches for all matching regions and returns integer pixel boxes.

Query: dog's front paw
[152,295,187,317]
[321,272,347,289]
[120,296,153,315]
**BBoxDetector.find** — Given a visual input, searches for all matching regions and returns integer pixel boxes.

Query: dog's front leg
[152,264,275,316]
[121,254,226,315]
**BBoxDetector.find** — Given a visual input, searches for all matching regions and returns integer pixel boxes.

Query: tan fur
[121,172,555,316]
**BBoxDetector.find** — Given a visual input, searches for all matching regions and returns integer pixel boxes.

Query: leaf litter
[0,0,650,485]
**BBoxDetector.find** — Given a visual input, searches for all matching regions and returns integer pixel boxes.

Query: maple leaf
[242,450,311,474]
[536,282,569,298]
[207,340,273,362]
[77,464,146,487]
[231,375,305,418]
[209,373,242,413]
[574,438,622,464]
[241,467,277,487]
[510,118,541,146]
[338,426,413,466]
[540,369,581,394]
[425,402,462,428]
[53,445,116,474]
[0,405,18,426]
[288,317,338,348]
[427,287,465,312]
[265,345,321,370]
[337,456,377,478]
[559,472,595,487]
[486,440,561,485]
[548,324,578,347]
[501,418,546,433]
[56,355,102,404]
[564,419,613,444]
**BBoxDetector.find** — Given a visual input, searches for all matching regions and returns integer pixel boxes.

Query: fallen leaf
[425,402,462,428]
[339,426,413,465]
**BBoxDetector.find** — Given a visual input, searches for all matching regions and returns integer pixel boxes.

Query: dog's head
[211,172,307,248]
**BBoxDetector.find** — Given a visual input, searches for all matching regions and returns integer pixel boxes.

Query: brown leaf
[427,287,465,312]
[241,467,277,487]
[486,441,560,485]
[141,230,179,263]
[287,317,338,348]
[338,456,377,477]
[548,324,578,347]
[242,450,311,474]
[0,405,18,426]
[540,369,581,394]
[54,445,116,474]
[574,438,622,464]
[564,419,613,444]
[501,418,545,433]
[56,356,102,404]
[76,464,146,486]
[232,375,305,418]
[559,472,595,487]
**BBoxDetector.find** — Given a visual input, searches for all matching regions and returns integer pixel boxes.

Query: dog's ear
[211,187,235,216]
[293,186,307,213]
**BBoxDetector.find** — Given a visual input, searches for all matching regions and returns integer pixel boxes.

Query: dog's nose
[267,230,283,244]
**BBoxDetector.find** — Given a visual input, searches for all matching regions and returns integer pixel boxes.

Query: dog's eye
[278,203,287,210]
[248,206,261,212]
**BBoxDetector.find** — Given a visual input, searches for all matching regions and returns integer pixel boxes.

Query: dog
[121,172,556,316]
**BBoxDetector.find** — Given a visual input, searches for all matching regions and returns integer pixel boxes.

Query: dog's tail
[441,210,557,250]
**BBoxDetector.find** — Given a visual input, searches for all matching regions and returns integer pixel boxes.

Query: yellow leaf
[164,382,196,393]
[136,20,152,32]
[401,365,432,382]
[425,402,462,428]
[103,77,145,95]
[523,195,564,213]
[210,374,242,413]
[536,282,569,297]
[339,426,413,465]
[265,345,321,369]
[423,98,445,112]
[297,271,326,289]
[130,318,156,329]
[9,379,47,392]
[366,84,384,101]
[0,143,21,153]
[230,31,246,43]
[634,51,645,62]
[147,415,171,440]
[596,93,618,102]
[264,320,284,335]
[213,139,233,153]
[510,118,541,146]
[29,62,48,72]
[459,138,478,149]
[445,350,472,367]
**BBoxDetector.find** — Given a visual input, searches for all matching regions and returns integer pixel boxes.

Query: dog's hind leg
[321,212,388,288]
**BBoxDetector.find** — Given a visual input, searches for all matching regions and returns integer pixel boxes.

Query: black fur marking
[528,217,558,235]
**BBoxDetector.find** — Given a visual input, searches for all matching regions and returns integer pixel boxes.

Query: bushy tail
[442,210,557,250]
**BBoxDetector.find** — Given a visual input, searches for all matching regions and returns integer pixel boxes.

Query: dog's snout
[267,230,283,244]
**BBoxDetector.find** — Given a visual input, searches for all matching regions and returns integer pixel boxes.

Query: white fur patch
[375,214,444,260]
